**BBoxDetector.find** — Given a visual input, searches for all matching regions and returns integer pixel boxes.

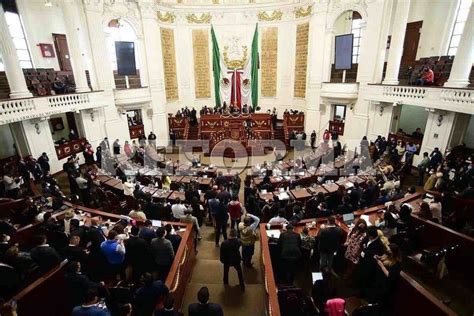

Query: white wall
[16,0,66,70]
[463,116,474,149]
[0,125,16,159]
[398,104,429,134]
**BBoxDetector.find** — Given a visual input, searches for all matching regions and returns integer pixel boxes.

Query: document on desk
[312,272,323,283]
[360,215,372,226]
[266,230,281,239]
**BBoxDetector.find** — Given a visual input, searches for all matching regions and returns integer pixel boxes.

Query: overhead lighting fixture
[44,0,53,7]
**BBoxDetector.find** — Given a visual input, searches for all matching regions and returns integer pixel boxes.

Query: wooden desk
[259,192,275,202]
[307,186,329,196]
[141,186,158,196]
[168,191,186,202]
[290,188,312,201]
[322,182,340,194]
[152,190,171,200]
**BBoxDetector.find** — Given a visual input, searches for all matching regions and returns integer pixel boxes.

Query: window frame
[447,0,472,56]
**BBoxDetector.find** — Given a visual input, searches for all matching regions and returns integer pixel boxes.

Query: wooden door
[53,34,72,71]
[400,21,423,67]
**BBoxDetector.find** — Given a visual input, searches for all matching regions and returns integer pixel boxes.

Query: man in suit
[134,272,169,316]
[165,224,182,253]
[214,200,229,247]
[139,220,157,243]
[30,234,61,272]
[65,261,104,307]
[278,223,301,283]
[318,216,344,271]
[357,226,386,297]
[188,286,224,316]
[220,229,245,291]
[155,295,183,316]
[124,226,149,281]
[63,235,88,265]
[150,227,175,281]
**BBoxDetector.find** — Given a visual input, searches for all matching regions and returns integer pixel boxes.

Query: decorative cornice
[257,10,283,22]
[186,12,212,24]
[157,11,176,23]
[294,5,312,19]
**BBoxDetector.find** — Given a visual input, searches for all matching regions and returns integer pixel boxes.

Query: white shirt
[171,204,187,219]
[3,175,19,191]
[76,176,88,189]
[123,182,134,196]
[268,216,289,225]
[429,202,442,224]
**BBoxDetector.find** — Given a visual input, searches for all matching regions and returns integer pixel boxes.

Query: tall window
[106,19,139,71]
[351,12,362,64]
[4,11,32,69]
[447,0,472,56]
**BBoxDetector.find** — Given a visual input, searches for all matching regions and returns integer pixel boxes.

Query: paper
[266,230,281,239]
[312,272,323,283]
[360,215,372,226]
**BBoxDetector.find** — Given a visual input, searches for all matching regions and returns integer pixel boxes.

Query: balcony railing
[0,91,108,125]
[365,84,473,114]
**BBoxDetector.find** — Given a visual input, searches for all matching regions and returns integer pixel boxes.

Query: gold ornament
[257,10,283,22]
[186,13,212,24]
[223,45,248,69]
[157,11,176,23]
[294,5,312,19]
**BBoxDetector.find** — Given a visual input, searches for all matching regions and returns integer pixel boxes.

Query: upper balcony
[0,90,109,125]
[364,84,473,114]
[321,82,359,104]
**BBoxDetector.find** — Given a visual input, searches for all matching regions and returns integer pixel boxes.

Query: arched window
[351,11,362,64]
[106,19,140,72]
[447,0,472,56]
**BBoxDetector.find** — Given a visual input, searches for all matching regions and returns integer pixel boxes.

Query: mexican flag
[211,25,259,109]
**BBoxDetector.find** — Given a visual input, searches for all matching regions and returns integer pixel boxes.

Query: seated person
[416,67,434,86]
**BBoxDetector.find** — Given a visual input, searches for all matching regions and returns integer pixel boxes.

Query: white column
[60,0,90,93]
[136,36,149,88]
[383,0,411,85]
[445,5,474,88]
[0,8,32,99]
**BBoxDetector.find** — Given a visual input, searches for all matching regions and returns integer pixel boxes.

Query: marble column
[383,0,411,85]
[60,0,90,92]
[0,7,32,99]
[444,5,474,88]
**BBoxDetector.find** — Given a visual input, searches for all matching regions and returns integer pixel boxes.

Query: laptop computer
[342,213,355,225]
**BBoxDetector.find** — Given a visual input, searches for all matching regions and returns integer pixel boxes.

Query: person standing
[417,152,430,185]
[228,196,243,237]
[37,152,50,176]
[188,287,223,316]
[220,229,245,291]
[150,227,175,281]
[214,199,229,247]
[310,130,317,149]
[278,223,301,283]
[318,216,344,271]
[238,213,260,267]
[113,139,121,155]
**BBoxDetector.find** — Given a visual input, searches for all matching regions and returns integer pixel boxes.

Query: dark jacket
[278,230,302,260]
[134,280,169,316]
[220,238,242,265]
[30,245,61,271]
[124,236,149,266]
[318,226,344,253]
[188,303,224,316]
[155,309,184,316]
[63,245,88,264]
[150,237,174,266]
[65,272,101,307]
[166,234,182,253]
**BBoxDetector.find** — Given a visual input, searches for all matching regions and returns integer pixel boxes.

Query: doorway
[53,33,72,71]
[400,21,423,67]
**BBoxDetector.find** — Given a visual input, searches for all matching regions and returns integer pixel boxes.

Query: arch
[327,3,368,30]
[102,13,143,38]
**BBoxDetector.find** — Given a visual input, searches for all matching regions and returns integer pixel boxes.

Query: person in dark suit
[214,200,229,246]
[220,229,245,291]
[165,224,182,253]
[139,220,157,243]
[134,273,169,316]
[65,261,104,307]
[155,295,183,316]
[215,172,228,189]
[318,216,345,271]
[63,235,88,265]
[188,286,224,316]
[30,234,61,272]
[356,227,386,297]
[278,223,301,283]
[124,226,150,282]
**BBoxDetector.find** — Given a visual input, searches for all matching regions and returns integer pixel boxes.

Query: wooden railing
[55,138,88,160]
[388,132,423,154]
[282,113,305,146]
[259,192,460,316]
[328,120,345,136]
[7,202,195,314]
[168,116,190,140]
